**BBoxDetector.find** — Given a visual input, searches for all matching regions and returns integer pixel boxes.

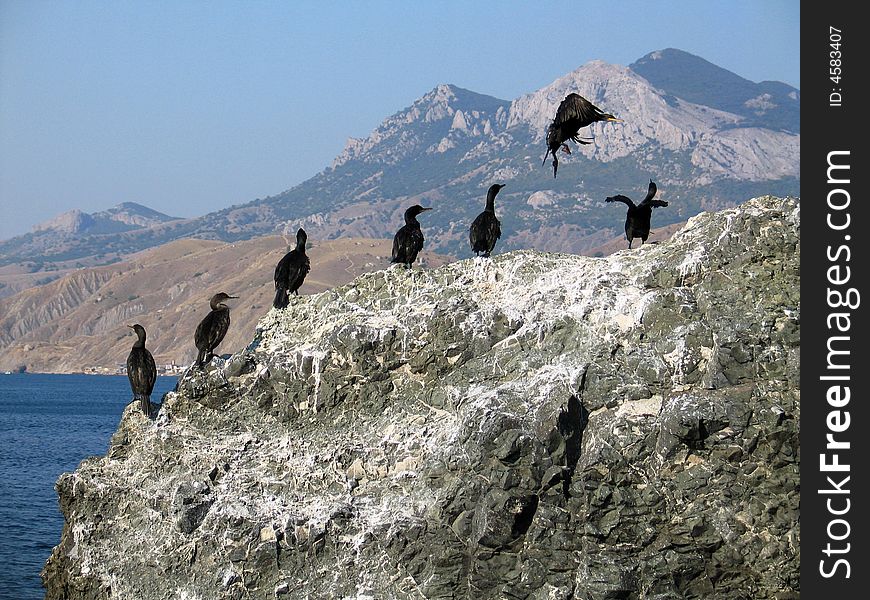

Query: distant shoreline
[2,370,183,377]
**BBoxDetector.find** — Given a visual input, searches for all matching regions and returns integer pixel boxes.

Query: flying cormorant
[543,93,621,178]
[126,324,156,416]
[194,292,237,368]
[273,228,311,309]
[469,183,505,257]
[391,204,433,269]
[605,180,668,248]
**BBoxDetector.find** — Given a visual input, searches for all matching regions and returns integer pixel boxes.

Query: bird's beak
[227,295,239,299]
[607,117,623,122]
[127,325,134,329]
[421,207,433,211]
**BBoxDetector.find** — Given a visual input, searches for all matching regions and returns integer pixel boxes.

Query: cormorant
[126,324,156,416]
[194,292,237,368]
[470,183,505,257]
[391,204,433,269]
[273,228,311,309]
[543,93,621,178]
[605,180,668,248]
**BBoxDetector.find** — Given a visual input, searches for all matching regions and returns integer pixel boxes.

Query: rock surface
[42,196,800,599]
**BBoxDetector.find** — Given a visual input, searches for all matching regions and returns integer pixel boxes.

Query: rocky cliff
[42,196,800,599]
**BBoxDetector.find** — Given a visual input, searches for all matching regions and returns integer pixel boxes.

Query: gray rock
[43,196,800,599]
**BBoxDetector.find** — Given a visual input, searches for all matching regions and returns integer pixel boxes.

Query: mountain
[0,49,799,291]
[218,56,797,257]
[0,236,452,374]
[629,48,800,133]
[0,203,184,298]
[42,196,800,598]
[331,84,511,168]
[31,202,181,235]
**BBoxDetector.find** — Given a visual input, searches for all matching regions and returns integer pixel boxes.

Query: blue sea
[0,373,177,600]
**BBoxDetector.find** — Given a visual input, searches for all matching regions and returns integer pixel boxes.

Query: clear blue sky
[0,0,799,241]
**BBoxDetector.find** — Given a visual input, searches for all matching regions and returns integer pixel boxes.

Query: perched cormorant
[605,180,668,248]
[126,324,156,416]
[469,183,505,257]
[391,204,433,269]
[194,292,237,368]
[543,93,621,178]
[273,228,311,309]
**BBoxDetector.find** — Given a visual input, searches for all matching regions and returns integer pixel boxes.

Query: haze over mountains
[0,49,798,278]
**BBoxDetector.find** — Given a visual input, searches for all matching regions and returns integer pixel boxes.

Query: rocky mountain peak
[506,59,746,164]
[28,203,179,237]
[31,209,93,234]
[630,48,799,133]
[331,83,510,168]
[94,202,180,227]
[506,60,626,135]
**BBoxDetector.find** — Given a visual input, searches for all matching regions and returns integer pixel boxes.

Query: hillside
[42,196,800,598]
[0,49,799,290]
[629,49,799,133]
[0,236,451,374]
[0,203,186,299]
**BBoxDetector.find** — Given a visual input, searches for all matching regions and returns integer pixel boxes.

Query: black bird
[194,292,237,368]
[126,324,156,416]
[543,93,621,178]
[605,180,668,248]
[391,204,433,269]
[470,183,505,257]
[273,228,311,309]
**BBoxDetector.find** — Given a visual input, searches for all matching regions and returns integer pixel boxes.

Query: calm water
[0,373,177,600]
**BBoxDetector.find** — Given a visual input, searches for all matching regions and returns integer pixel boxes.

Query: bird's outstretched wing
[553,93,619,129]
[605,194,636,208]
[638,180,668,208]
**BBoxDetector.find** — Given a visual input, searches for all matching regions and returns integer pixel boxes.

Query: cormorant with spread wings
[543,93,621,178]
[605,180,668,249]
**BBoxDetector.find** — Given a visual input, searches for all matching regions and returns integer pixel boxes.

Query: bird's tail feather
[273,287,289,309]
[139,394,151,416]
